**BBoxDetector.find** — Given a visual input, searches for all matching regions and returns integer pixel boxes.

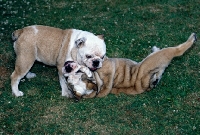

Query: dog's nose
[92,60,99,67]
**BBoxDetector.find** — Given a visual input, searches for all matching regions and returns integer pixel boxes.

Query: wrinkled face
[62,60,93,83]
[78,47,106,71]
[62,61,83,86]
[76,35,106,72]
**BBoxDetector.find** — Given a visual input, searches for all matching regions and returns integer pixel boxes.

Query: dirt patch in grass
[0,66,10,89]
[184,91,200,107]
[0,52,14,90]
[53,1,68,8]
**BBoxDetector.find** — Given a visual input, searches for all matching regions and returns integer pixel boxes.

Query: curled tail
[12,29,23,41]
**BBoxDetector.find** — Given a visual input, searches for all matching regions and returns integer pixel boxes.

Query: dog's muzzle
[89,60,100,71]
[92,60,100,68]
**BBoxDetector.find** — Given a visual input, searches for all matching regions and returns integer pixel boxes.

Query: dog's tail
[12,29,23,41]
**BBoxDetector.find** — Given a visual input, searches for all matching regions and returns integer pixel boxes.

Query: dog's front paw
[13,91,24,97]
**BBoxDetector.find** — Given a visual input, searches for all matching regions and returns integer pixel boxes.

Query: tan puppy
[83,33,197,98]
[11,25,106,97]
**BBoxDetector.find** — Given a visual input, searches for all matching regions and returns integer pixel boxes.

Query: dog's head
[75,34,106,72]
[62,61,95,102]
[62,61,92,80]
[62,61,78,74]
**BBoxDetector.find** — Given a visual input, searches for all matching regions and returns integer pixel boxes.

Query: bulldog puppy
[11,25,106,97]
[62,61,97,101]
[84,33,197,98]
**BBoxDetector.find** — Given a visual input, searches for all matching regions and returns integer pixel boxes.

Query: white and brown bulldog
[11,25,106,97]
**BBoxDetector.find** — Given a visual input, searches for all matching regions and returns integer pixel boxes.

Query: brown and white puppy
[62,61,97,101]
[83,33,197,98]
[11,25,106,97]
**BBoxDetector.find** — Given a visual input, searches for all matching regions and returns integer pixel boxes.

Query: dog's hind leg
[136,33,197,92]
[11,52,35,97]
[174,33,197,56]
[147,33,196,88]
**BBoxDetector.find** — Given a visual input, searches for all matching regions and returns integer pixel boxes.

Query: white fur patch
[36,56,42,62]
[74,82,93,95]
[13,42,17,52]
[11,75,24,97]
[74,83,87,95]
[152,46,160,52]
[65,29,82,61]
[32,26,38,34]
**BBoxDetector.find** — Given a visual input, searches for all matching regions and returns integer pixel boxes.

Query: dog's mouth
[89,67,97,72]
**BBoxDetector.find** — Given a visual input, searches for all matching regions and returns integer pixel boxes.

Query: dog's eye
[86,55,92,59]
[101,55,105,59]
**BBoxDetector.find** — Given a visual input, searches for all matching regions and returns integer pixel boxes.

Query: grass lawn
[0,0,200,134]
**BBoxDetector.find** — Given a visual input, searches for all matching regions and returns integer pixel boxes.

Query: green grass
[1,0,200,134]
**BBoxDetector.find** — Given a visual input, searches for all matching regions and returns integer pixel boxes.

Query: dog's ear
[97,35,104,40]
[75,37,86,48]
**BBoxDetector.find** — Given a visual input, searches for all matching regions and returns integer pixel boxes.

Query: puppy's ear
[97,35,104,40]
[75,37,86,48]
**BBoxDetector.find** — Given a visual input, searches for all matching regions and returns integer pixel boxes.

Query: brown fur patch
[84,33,196,98]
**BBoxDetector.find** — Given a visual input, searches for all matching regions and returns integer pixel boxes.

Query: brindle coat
[83,33,197,98]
